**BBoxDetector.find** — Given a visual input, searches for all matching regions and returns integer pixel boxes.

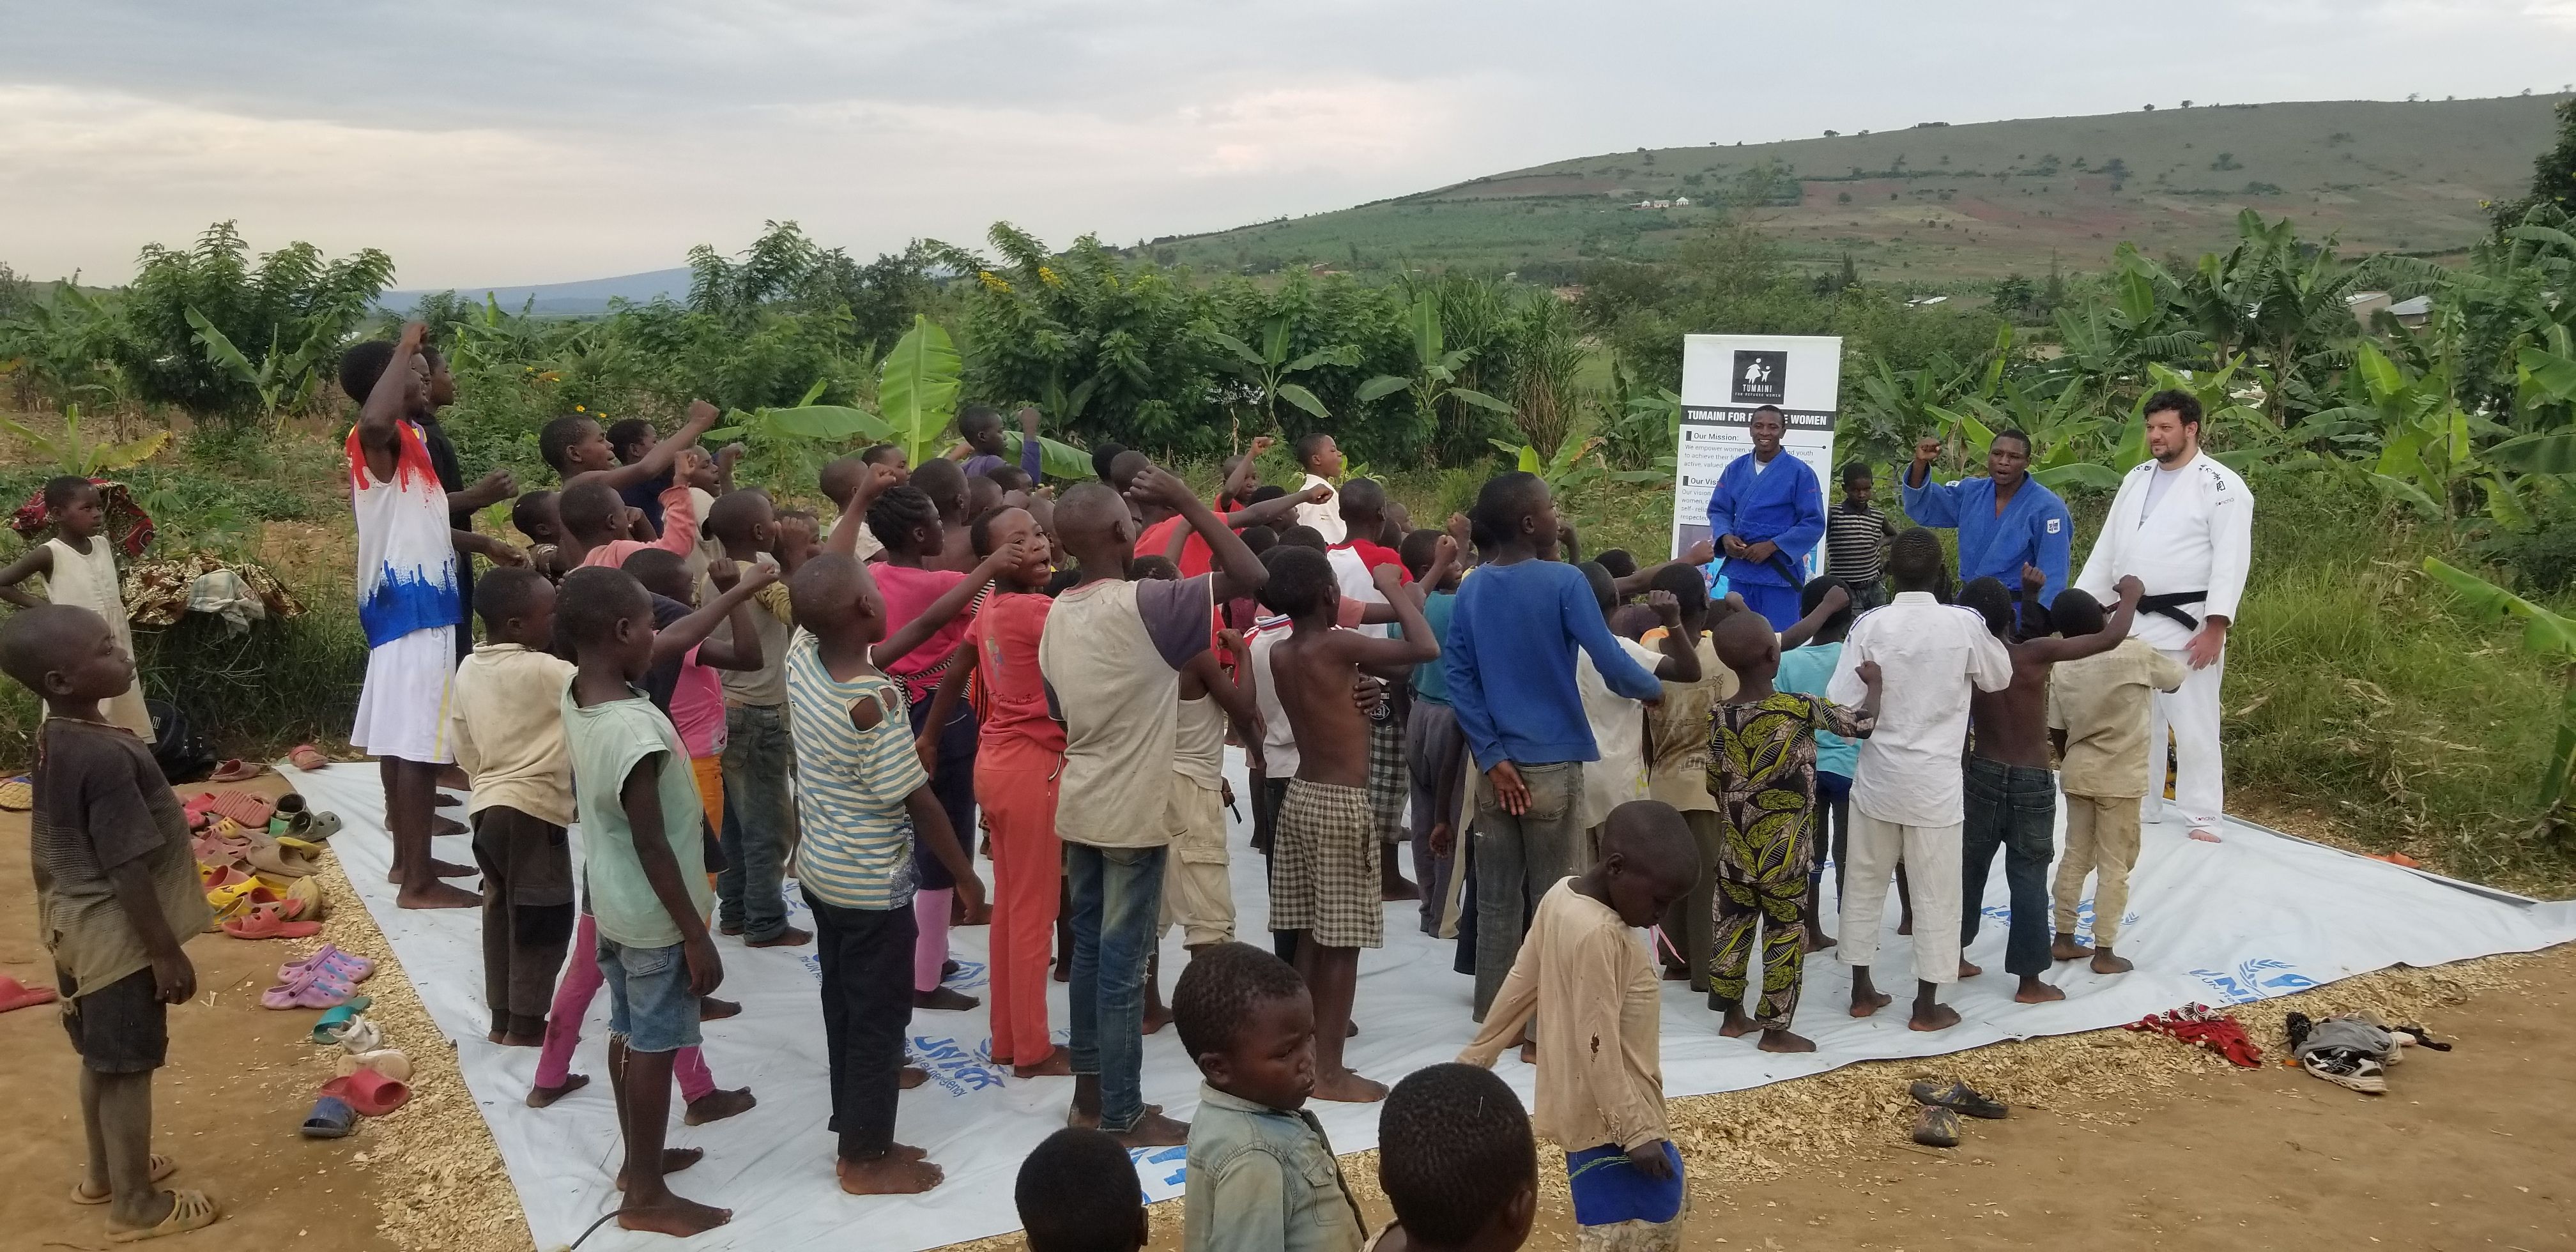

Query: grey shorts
[599,938,701,1054]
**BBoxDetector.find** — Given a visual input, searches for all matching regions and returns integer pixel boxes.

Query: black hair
[1798,574,1855,637]
[1839,459,1874,485]
[1470,471,1548,550]
[473,566,551,633]
[706,489,774,546]
[1595,548,1637,581]
[1172,941,1308,1063]
[1397,528,1443,579]
[42,475,98,512]
[0,602,105,694]
[1649,560,1709,618]
[1043,567,1082,597]
[1106,450,1151,492]
[2142,388,2203,430]
[969,504,1029,558]
[555,565,648,650]
[1246,484,1288,507]
[1238,524,1278,557]
[510,489,558,542]
[604,417,654,461]
[866,485,942,556]
[1958,575,2014,636]
[1089,440,1128,484]
[1992,428,2034,455]
[1275,524,1328,553]
[985,465,1032,494]
[1577,561,1616,615]
[958,404,1003,436]
[2051,587,2108,637]
[1750,403,1785,423]
[337,339,397,402]
[1258,544,1336,616]
[911,457,968,520]
[859,443,903,467]
[1292,431,1337,470]
[1126,554,1179,581]
[1377,1064,1536,1247]
[539,415,596,474]
[819,456,866,505]
[1336,476,1386,525]
[556,481,625,541]
[1016,1128,1146,1252]
[967,474,1004,519]
[1888,528,1946,594]
[621,547,691,600]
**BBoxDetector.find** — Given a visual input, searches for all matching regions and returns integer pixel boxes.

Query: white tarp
[288,755,2576,1252]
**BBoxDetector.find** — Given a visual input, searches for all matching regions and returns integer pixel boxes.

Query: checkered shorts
[1271,778,1383,949]
[1365,716,1407,845]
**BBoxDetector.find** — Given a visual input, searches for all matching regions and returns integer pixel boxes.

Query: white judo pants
[2145,646,2225,831]
[1837,812,1963,986]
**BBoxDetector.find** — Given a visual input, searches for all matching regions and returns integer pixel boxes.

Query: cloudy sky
[8,1,2575,288]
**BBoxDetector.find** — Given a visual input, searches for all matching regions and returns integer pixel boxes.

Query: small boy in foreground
[1176,942,1368,1252]
[1460,801,1699,1252]
[4,605,219,1242]
[1016,1127,1149,1252]
[1372,1063,1537,1252]
[2046,584,2186,975]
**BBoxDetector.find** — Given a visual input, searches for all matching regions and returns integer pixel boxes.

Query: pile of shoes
[2285,1011,2448,1095]
[184,787,342,940]
[262,944,373,1011]
[1906,1079,2007,1147]
[305,995,412,1138]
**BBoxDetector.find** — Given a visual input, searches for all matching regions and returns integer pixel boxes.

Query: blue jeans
[716,703,794,941]
[1961,756,2057,977]
[599,938,700,1055]
[1065,842,1167,1133]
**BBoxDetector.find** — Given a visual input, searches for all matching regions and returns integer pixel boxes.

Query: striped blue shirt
[785,631,928,911]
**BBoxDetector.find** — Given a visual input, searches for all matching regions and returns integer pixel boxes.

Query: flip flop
[335,1048,413,1083]
[1910,1080,2009,1119]
[223,905,322,941]
[73,1153,175,1203]
[321,1068,411,1117]
[105,1187,219,1241]
[209,760,264,783]
[300,1097,359,1139]
[1,973,59,1013]
[0,776,29,812]
[206,792,277,831]
[336,1018,385,1053]
[288,744,330,771]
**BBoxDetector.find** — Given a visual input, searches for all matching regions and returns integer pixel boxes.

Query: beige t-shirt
[1643,632,1737,813]
[1038,575,1216,848]
[1459,879,1667,1152]
[448,643,580,827]
[1575,636,1665,828]
[2048,636,2191,798]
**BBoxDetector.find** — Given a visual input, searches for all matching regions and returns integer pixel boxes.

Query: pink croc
[261,978,351,1010]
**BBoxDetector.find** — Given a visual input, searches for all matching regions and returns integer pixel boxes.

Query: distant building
[2345,290,2392,323]
[2387,295,2432,328]
[1906,294,1951,307]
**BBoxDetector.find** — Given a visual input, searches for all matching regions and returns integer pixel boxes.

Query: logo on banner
[1731,350,1787,404]
[2188,958,2317,1004]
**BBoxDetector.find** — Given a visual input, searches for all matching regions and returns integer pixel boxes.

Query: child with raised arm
[1775,576,1860,944]
[509,489,573,583]
[1373,1064,1538,1252]
[1397,526,1469,934]
[2046,581,2184,975]
[539,400,718,528]
[1176,942,1368,1252]
[0,476,154,737]
[1954,571,2144,1003]
[1706,611,1880,1051]
[953,403,1048,484]
[1459,802,1701,1252]
[555,565,732,1238]
[1574,563,1701,848]
[1266,545,1442,1102]
[4,604,220,1242]
[1639,563,1736,988]
[704,490,807,947]
[1039,464,1269,1146]
[784,470,1004,1195]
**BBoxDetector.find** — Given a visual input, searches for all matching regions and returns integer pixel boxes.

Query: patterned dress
[1706,691,1873,1028]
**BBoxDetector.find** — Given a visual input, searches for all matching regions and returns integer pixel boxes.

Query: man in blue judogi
[1901,429,2073,611]
[1705,405,1825,629]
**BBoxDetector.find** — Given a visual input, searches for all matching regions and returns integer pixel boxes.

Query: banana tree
[1850,322,2012,471]
[878,314,962,469]
[2423,556,2576,825]
[1356,296,1514,448]
[1210,315,1357,431]
[0,404,169,477]
[183,305,334,424]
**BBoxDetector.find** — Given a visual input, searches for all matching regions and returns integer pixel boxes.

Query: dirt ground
[2,774,2571,1252]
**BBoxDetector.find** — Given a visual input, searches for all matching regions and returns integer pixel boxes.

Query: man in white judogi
[2074,389,2252,838]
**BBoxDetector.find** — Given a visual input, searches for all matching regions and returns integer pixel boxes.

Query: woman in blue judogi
[1899,430,2073,609]
[1705,406,1825,629]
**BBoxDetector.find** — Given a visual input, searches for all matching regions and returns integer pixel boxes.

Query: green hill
[1143,95,2570,283]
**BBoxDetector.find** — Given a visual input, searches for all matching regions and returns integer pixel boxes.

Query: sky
[7,1,2576,289]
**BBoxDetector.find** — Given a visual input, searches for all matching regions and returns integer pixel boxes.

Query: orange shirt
[969,591,1064,770]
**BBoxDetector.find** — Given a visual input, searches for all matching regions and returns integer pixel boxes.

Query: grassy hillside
[1146,95,2570,283]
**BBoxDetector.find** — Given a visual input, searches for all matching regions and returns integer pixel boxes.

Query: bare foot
[2092,951,2135,975]
[1850,990,1893,1018]
[2051,935,2096,961]
[1347,1019,1359,1038]
[747,926,813,948]
[527,1074,589,1107]
[837,1154,945,1195]
[1910,1003,1963,1032]
[498,1030,544,1048]
[392,858,479,884]
[617,1194,731,1237]
[1896,917,1913,936]
[901,1065,930,1090]
[1310,1069,1389,1103]
[1139,1002,1172,1035]
[395,880,482,910]
[1110,1111,1192,1147]
[684,1087,757,1126]
[616,1148,705,1190]
[914,987,981,1011]
[1809,931,1837,951]
[942,959,960,982]
[487,1028,505,1044]
[717,920,744,936]
[1517,1040,1537,1065]
[698,996,741,1021]
[1661,964,1690,982]
[1758,1028,1818,1053]
[2014,976,2066,1004]
[434,792,459,807]
[889,1143,930,1162]
[1958,958,1983,979]
[2188,827,2224,843]
[1012,1051,1075,1078]
[1717,1008,1759,1039]
[433,814,469,838]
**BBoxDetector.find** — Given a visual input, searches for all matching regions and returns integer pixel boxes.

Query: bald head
[819,457,866,508]
[1106,450,1151,494]
[0,603,112,696]
[1052,482,1133,569]
[1337,477,1386,530]
[788,551,878,637]
[1711,607,1779,678]
[1600,800,1701,888]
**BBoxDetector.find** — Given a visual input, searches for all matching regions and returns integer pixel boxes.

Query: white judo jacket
[2074,451,2253,652]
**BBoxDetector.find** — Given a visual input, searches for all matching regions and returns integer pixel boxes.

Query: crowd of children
[3,321,2205,1247]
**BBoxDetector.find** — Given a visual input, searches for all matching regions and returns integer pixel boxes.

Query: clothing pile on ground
[2284,1011,2448,1095]
[2126,1002,2264,1067]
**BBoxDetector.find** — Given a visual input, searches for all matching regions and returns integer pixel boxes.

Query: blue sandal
[302,1096,358,1138]
[310,998,374,1044]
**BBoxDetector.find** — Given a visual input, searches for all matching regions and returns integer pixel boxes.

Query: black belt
[2135,591,2207,631]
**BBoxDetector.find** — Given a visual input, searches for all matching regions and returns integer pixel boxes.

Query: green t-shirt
[563,685,711,948]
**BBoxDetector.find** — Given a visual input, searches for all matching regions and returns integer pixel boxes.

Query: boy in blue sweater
[1446,472,1665,1020]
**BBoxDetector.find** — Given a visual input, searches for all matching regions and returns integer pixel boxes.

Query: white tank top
[346,420,461,647]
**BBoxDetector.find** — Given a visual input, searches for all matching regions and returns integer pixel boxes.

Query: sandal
[336,1017,385,1053]
[224,904,322,941]
[261,976,360,1011]
[241,839,318,880]
[268,793,310,839]
[0,776,29,812]
[300,1096,359,1139]
[303,811,342,841]
[73,1153,176,1203]
[105,1187,219,1242]
[280,945,373,982]
[321,1068,411,1117]
[1,973,60,1013]
[1912,1104,1962,1148]
[312,1000,376,1042]
[208,760,264,784]
[206,792,277,831]
[282,876,328,922]
[288,744,330,771]
[335,1048,413,1083]
[1910,1080,2009,1119]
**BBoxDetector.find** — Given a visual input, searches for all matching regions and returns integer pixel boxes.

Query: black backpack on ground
[148,699,217,784]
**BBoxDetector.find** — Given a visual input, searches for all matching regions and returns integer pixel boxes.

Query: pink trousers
[535,912,716,1101]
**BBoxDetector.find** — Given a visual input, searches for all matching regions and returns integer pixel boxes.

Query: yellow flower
[574,404,585,412]
[1038,264,1061,288]
[977,270,1013,293]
